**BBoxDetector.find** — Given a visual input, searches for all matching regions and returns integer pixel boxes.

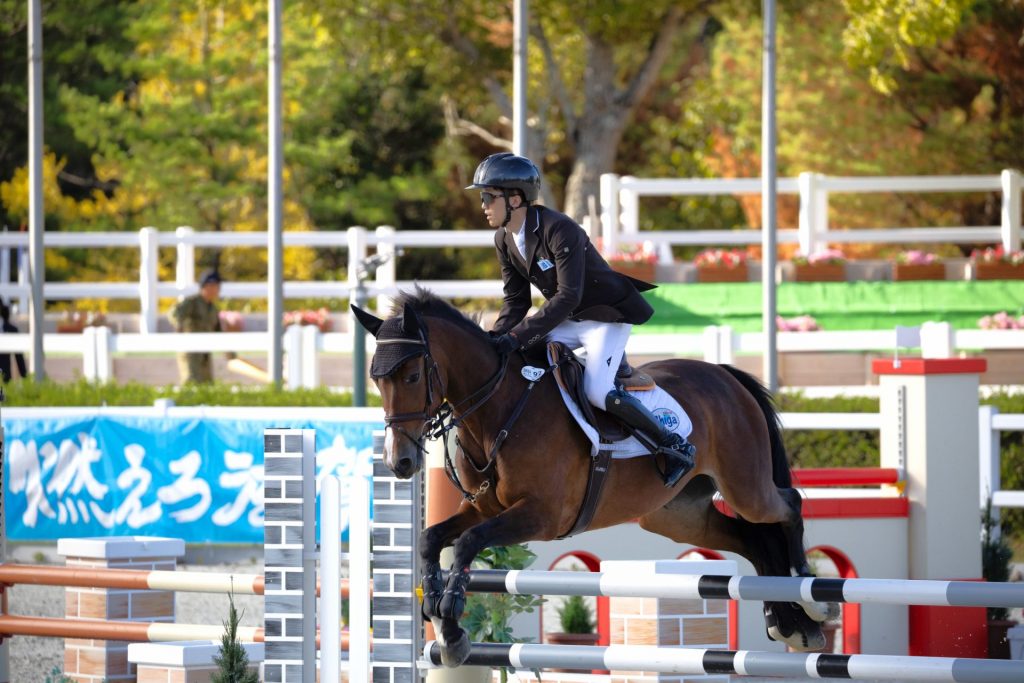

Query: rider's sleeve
[491,231,532,335]
[509,218,587,348]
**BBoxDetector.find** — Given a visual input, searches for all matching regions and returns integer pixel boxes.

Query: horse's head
[352,301,445,479]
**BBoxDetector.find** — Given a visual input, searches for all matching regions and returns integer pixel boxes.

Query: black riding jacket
[491,205,655,349]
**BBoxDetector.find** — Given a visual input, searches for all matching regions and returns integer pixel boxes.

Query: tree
[694,1,1021,253]
[317,1,722,222]
[0,0,137,228]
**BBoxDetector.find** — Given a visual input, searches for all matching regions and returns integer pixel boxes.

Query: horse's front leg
[418,506,486,623]
[436,500,549,667]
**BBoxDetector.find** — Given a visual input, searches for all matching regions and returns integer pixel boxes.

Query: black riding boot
[604,388,696,488]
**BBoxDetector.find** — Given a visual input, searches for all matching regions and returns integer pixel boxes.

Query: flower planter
[975,263,1024,280]
[988,618,1019,659]
[793,263,846,282]
[697,263,749,283]
[610,261,656,282]
[893,263,946,281]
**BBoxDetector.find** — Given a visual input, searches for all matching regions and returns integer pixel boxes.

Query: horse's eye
[404,372,421,384]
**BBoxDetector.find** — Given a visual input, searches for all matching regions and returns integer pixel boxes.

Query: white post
[718,325,735,365]
[1000,169,1022,253]
[920,321,953,358]
[978,404,1000,537]
[16,247,28,316]
[798,172,828,256]
[81,328,98,381]
[320,475,342,683]
[348,465,372,683]
[175,226,195,294]
[620,176,639,237]
[138,227,159,334]
[94,325,112,383]
[701,326,721,364]
[283,324,302,389]
[300,324,319,389]
[374,225,397,315]
[876,357,984,587]
[599,173,620,254]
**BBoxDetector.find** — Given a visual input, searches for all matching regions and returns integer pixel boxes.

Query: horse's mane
[390,286,489,343]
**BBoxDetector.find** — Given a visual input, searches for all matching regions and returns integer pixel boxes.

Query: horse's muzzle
[391,453,418,479]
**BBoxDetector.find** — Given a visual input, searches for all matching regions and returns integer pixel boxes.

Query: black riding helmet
[466,153,541,227]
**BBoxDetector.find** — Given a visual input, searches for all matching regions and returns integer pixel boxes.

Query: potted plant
[283,307,333,332]
[604,241,658,282]
[693,248,750,283]
[461,544,543,683]
[982,497,1018,658]
[892,250,945,281]
[776,314,821,332]
[978,312,1024,330]
[791,248,847,282]
[971,246,1024,280]
[545,594,599,671]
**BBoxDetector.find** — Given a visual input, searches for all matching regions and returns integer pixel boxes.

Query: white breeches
[547,319,632,408]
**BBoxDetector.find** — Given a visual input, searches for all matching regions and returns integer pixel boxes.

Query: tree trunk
[562,36,627,222]
[563,126,623,224]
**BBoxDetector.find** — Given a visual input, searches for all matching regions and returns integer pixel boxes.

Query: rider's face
[481,188,523,228]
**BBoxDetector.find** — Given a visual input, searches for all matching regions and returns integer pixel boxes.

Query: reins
[379,325,562,504]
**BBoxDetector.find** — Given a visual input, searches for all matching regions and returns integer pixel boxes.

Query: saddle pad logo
[654,408,680,431]
[521,366,546,381]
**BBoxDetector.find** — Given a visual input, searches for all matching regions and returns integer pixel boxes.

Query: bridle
[378,326,512,461]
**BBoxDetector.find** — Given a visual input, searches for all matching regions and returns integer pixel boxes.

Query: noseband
[377,330,511,459]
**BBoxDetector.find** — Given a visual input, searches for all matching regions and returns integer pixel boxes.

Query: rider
[468,152,695,487]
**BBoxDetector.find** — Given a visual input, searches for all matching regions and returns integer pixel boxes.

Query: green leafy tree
[317,1,723,222]
[212,594,259,683]
[695,1,1021,253]
[0,0,136,228]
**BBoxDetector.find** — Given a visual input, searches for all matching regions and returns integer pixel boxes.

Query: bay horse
[352,289,834,667]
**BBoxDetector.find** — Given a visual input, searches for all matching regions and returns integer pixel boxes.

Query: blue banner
[2,412,382,543]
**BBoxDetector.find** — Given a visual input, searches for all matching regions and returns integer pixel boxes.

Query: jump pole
[423,641,1024,683]
[460,569,1024,609]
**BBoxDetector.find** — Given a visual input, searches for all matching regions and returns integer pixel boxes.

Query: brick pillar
[602,560,735,683]
[263,428,317,683]
[58,536,185,683]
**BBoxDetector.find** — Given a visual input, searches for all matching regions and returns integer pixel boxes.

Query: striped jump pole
[463,569,1024,609]
[423,641,1024,683]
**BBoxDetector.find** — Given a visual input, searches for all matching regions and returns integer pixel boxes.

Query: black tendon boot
[605,388,696,487]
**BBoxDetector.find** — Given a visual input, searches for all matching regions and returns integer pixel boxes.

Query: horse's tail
[719,365,792,489]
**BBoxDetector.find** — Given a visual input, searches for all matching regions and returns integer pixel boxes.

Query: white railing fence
[1,171,1021,333]
[598,170,1023,261]
[1,321,1022,389]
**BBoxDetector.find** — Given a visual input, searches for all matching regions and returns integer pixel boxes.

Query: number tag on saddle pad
[521,366,546,381]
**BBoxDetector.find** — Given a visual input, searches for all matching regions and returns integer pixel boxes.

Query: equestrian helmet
[466,152,541,202]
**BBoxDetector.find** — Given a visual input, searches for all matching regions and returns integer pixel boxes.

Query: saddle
[547,342,654,444]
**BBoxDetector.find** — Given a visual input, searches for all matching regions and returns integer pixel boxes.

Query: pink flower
[971,246,1024,266]
[776,315,820,332]
[896,250,937,265]
[694,248,748,268]
[792,249,846,266]
[979,311,1024,330]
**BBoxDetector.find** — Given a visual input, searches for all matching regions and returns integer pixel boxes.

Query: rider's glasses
[480,191,502,207]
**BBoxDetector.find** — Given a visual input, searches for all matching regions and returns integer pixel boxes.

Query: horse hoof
[768,622,826,651]
[440,630,471,667]
[800,600,840,623]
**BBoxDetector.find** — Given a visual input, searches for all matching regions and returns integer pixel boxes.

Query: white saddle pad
[539,360,693,459]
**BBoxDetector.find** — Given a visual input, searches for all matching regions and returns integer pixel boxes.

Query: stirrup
[659,439,695,488]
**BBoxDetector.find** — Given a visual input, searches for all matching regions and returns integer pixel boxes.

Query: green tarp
[638,281,1024,335]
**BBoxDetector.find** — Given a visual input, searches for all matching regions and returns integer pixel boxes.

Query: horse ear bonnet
[370,311,425,378]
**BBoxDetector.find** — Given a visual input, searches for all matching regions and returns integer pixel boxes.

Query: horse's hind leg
[642,478,827,652]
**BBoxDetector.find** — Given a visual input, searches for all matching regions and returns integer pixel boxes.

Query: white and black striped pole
[461,569,1024,609]
[423,642,1024,683]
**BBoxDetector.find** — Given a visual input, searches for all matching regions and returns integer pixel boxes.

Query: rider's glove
[490,332,520,355]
